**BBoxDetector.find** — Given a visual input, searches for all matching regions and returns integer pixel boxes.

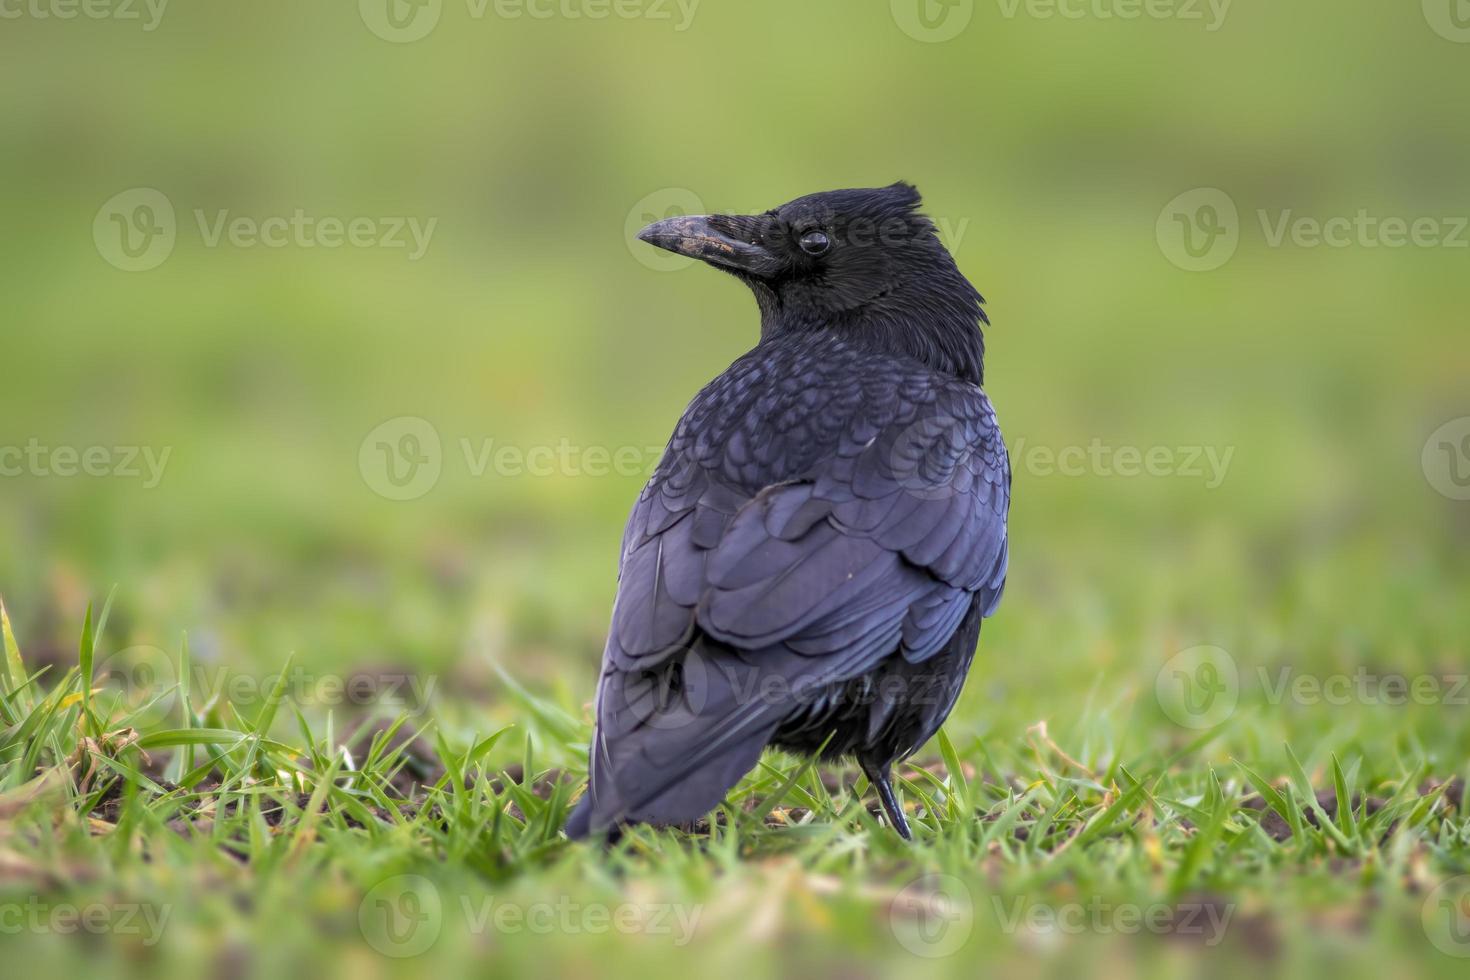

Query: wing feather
[576,342,1010,833]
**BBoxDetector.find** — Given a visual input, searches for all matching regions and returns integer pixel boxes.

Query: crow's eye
[798,230,831,256]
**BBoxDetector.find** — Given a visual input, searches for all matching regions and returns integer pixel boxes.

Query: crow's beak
[637,215,780,276]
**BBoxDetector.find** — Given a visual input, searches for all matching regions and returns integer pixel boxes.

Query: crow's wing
[573,370,1009,832]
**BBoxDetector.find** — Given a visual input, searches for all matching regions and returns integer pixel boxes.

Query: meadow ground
[3,2,1469,978]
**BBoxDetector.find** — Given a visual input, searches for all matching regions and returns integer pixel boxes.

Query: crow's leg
[860,758,912,841]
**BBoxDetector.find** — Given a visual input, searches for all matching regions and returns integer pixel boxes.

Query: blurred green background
[1,0,1468,976]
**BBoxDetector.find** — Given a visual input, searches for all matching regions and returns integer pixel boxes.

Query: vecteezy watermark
[625,188,975,272]
[0,0,168,30]
[181,666,437,715]
[358,875,702,958]
[93,188,177,272]
[1158,188,1470,271]
[1010,437,1234,489]
[359,417,444,502]
[1423,876,1470,958]
[1155,646,1239,730]
[1157,646,1470,729]
[890,0,976,43]
[612,645,969,737]
[0,440,171,488]
[889,874,974,957]
[1423,0,1470,43]
[358,0,442,42]
[457,894,700,945]
[193,210,436,259]
[360,876,443,958]
[460,439,665,479]
[892,0,1230,41]
[1423,417,1470,502]
[359,0,700,43]
[626,188,707,272]
[992,0,1231,31]
[1256,210,1470,251]
[90,645,439,728]
[1258,667,1470,708]
[93,188,437,271]
[1156,188,1240,272]
[992,895,1234,945]
[92,645,181,729]
[362,421,1233,504]
[359,417,665,501]
[0,897,171,946]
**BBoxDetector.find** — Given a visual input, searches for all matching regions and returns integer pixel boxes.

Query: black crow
[565,183,1009,841]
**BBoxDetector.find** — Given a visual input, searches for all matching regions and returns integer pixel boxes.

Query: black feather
[566,185,1010,839]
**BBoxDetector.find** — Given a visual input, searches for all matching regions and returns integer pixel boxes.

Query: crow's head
[638,183,988,384]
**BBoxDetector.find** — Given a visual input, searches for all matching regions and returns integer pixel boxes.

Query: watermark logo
[85,658,439,727]
[1424,0,1470,43]
[1423,876,1470,958]
[889,415,978,501]
[1155,645,1238,729]
[616,645,712,732]
[359,0,443,42]
[94,188,176,272]
[627,188,707,272]
[92,644,180,729]
[1423,417,1470,501]
[360,875,443,958]
[1156,650,1470,723]
[360,421,668,498]
[891,0,974,42]
[360,417,443,501]
[1157,188,1239,272]
[889,874,973,957]
[361,0,700,42]
[614,653,966,737]
[358,876,702,955]
[95,189,437,269]
[1161,189,1469,271]
[628,191,974,268]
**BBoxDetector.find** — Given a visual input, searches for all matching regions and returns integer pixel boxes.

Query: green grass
[3,3,1469,977]
[4,588,1470,979]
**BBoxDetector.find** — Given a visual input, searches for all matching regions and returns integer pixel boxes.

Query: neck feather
[752,277,989,387]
